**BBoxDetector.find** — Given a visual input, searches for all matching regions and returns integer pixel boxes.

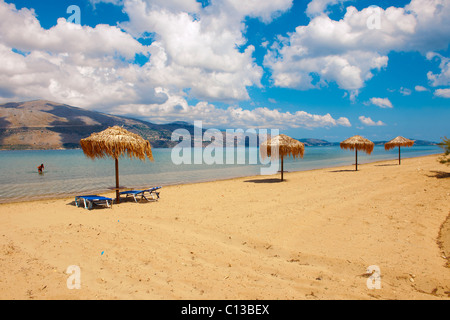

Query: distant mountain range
[0,100,198,149]
[0,100,439,150]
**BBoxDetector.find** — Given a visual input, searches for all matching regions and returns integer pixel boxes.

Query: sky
[0,0,449,142]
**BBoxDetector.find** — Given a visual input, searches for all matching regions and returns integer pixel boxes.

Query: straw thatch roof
[384,136,415,150]
[260,134,305,160]
[340,135,374,155]
[80,126,153,161]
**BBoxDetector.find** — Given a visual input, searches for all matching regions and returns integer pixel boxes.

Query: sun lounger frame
[119,186,161,203]
[75,195,113,210]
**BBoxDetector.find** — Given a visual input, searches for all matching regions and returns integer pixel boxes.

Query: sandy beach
[0,154,449,300]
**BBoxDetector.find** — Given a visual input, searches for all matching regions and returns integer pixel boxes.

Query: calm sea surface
[0,145,443,203]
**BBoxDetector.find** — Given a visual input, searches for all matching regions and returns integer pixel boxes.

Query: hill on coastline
[0,100,439,150]
[0,100,198,149]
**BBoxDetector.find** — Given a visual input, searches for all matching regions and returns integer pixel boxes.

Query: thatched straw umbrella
[340,135,374,171]
[384,136,414,165]
[80,126,153,204]
[260,134,305,181]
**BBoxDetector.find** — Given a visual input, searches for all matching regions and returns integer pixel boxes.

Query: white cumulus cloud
[426,52,450,87]
[0,1,169,109]
[359,116,385,126]
[306,0,351,18]
[119,0,272,102]
[434,88,450,98]
[0,0,366,129]
[111,90,352,129]
[223,0,293,23]
[265,0,450,97]
[370,97,393,109]
[415,85,428,92]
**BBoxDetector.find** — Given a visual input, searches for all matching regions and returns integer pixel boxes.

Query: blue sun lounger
[75,195,113,210]
[119,186,161,203]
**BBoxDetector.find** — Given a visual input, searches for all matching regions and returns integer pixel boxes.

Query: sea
[0,145,443,203]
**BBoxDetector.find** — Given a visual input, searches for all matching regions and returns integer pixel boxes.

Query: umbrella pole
[115,158,120,204]
[355,149,358,171]
[281,156,284,181]
[398,146,401,165]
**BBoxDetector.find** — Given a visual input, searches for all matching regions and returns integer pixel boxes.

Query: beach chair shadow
[67,200,77,206]
[427,171,450,179]
[118,194,156,204]
[67,200,112,210]
[244,178,283,183]
[375,164,398,167]
[329,169,357,173]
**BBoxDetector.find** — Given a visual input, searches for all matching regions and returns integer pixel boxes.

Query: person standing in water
[38,163,44,173]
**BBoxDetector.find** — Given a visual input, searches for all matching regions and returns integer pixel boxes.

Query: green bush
[438,136,450,165]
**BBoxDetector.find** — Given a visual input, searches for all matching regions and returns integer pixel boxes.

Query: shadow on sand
[427,171,450,179]
[244,178,283,184]
[67,199,115,209]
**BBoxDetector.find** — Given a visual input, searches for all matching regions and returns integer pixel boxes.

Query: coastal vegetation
[438,136,450,165]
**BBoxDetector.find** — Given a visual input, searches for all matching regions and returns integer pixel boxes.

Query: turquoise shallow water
[0,145,443,203]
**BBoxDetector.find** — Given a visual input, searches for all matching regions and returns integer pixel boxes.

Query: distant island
[0,100,439,150]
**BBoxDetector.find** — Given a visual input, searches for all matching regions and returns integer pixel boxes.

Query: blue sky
[1,0,449,142]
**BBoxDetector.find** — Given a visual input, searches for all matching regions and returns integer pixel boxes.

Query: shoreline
[0,153,449,299]
[0,141,440,152]
[0,152,444,205]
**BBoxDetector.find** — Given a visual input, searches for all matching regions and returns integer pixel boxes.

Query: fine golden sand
[0,154,449,300]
